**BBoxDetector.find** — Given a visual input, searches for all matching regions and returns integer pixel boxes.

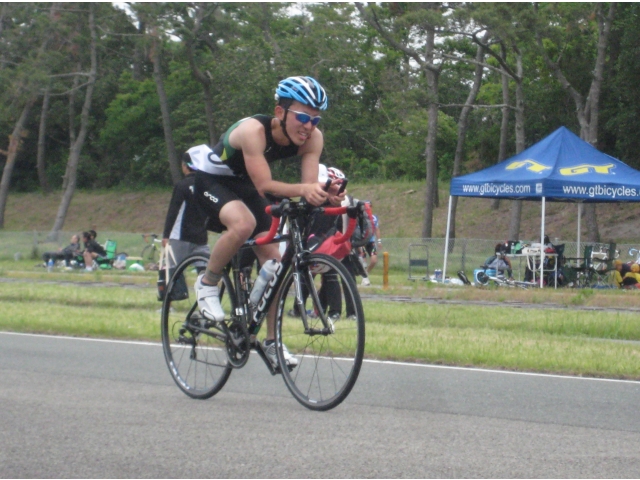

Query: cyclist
[186,76,342,368]
[162,155,210,270]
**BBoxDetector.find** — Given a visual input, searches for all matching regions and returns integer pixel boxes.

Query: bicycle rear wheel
[276,253,365,411]
[161,254,233,399]
[141,244,159,264]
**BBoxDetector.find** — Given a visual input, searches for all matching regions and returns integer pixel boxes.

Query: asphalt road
[1,332,640,478]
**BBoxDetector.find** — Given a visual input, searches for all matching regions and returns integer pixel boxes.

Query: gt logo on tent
[559,163,615,176]
[505,159,551,173]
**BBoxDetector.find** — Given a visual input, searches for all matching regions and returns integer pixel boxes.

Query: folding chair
[591,242,617,288]
[564,245,593,287]
[96,239,118,270]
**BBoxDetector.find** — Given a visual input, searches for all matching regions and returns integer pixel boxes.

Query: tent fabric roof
[450,127,640,203]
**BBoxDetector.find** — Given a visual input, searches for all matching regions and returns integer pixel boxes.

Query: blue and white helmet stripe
[275,76,328,111]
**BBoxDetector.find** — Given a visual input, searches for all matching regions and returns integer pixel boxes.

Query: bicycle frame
[228,200,360,351]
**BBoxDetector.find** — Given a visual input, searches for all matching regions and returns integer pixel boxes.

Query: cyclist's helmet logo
[275,76,328,111]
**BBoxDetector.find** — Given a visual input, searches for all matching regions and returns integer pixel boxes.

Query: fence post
[461,239,467,273]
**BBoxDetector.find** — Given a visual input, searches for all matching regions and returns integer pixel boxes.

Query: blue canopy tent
[444,126,640,286]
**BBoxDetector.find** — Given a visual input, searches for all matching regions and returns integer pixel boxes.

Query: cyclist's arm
[238,119,328,205]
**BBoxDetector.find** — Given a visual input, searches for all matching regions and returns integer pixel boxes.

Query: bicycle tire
[161,254,233,399]
[275,253,365,411]
[141,244,158,264]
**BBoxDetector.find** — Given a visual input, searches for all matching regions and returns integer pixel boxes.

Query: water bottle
[47,258,54,273]
[250,259,279,305]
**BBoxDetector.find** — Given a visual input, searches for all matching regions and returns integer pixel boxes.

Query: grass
[4,182,640,242]
[2,262,640,380]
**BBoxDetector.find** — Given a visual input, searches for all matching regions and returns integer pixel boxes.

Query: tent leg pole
[540,197,545,288]
[442,195,453,282]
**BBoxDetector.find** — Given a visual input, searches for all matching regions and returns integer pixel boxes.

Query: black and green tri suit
[187,115,299,235]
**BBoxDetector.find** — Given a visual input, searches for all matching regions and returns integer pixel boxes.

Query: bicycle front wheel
[276,253,365,411]
[161,254,233,399]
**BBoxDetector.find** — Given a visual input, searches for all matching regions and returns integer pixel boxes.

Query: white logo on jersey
[205,191,219,203]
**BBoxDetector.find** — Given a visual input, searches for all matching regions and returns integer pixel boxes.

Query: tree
[533,2,617,242]
[0,3,57,228]
[356,2,449,238]
[50,3,98,236]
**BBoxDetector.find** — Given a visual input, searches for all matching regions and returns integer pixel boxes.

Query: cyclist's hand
[304,182,329,206]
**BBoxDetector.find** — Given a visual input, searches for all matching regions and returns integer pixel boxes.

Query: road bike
[160,198,366,411]
[475,269,538,289]
[141,233,161,264]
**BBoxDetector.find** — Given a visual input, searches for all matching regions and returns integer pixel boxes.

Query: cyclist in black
[162,156,211,269]
[187,76,343,367]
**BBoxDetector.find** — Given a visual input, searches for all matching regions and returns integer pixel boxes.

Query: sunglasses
[288,109,322,126]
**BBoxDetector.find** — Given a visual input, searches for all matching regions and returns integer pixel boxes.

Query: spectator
[42,234,81,268]
[162,155,211,272]
[289,164,350,320]
[612,260,632,288]
[82,230,107,272]
[360,201,380,286]
[488,243,514,279]
[622,263,640,288]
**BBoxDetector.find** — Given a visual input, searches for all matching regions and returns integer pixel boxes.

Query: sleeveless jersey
[187,115,299,178]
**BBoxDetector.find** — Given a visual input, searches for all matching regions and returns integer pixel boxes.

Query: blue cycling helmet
[275,76,328,111]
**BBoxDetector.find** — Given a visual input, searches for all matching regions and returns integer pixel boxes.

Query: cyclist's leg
[193,175,256,320]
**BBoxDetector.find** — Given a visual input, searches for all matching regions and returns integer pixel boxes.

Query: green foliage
[0,1,638,195]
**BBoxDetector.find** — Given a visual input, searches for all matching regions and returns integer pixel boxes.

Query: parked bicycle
[629,247,640,264]
[141,233,161,264]
[474,269,538,289]
[160,198,366,411]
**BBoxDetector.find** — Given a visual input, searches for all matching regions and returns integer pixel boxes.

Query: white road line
[3,330,640,385]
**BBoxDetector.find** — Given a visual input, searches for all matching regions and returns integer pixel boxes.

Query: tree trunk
[37,87,51,193]
[50,5,97,237]
[448,37,487,240]
[62,65,80,191]
[421,27,439,239]
[0,98,36,228]
[151,32,181,185]
[508,52,526,241]
[132,20,146,81]
[491,54,511,211]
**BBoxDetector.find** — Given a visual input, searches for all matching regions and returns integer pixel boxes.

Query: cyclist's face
[282,101,321,146]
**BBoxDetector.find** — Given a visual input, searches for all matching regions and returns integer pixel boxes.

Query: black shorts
[364,241,377,257]
[195,172,271,236]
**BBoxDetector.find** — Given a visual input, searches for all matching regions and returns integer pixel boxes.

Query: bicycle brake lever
[337,179,348,195]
